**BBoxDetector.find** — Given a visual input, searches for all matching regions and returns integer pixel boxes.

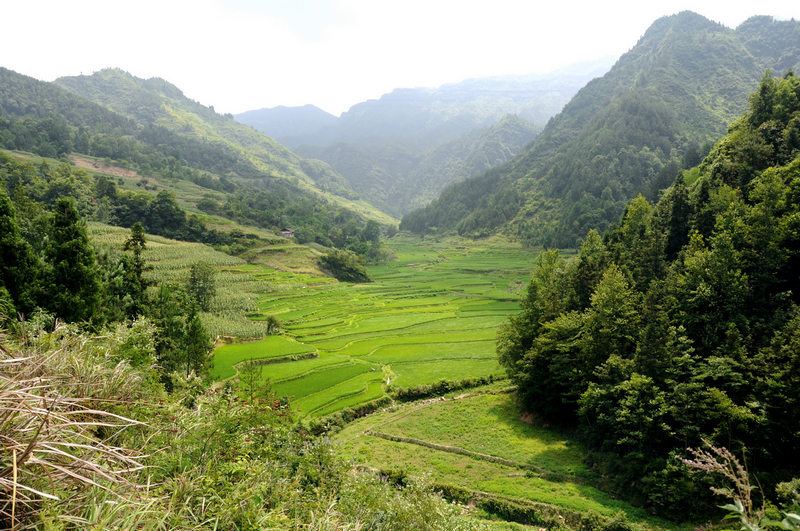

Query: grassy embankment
[337,390,689,531]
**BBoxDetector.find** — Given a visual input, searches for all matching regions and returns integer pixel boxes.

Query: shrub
[318,249,371,283]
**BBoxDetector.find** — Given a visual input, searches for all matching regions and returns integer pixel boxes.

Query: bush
[318,249,372,283]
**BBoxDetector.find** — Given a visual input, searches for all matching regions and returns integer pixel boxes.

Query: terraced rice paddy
[216,235,541,417]
[91,224,679,527]
[336,391,684,531]
[91,223,540,419]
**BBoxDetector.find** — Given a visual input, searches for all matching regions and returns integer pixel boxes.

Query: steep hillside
[53,69,394,224]
[395,114,539,214]
[401,13,800,247]
[294,140,423,216]
[0,67,398,262]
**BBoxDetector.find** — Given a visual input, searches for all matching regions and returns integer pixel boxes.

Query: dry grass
[0,321,152,528]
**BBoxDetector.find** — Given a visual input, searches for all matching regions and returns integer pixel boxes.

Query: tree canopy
[499,70,800,520]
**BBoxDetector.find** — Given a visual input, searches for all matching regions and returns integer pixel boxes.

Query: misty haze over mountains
[234,57,617,216]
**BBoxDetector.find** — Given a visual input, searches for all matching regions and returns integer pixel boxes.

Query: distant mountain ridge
[238,57,616,217]
[233,104,337,140]
[267,56,617,148]
[400,12,800,246]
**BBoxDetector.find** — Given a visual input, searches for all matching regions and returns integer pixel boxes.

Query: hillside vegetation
[0,66,400,266]
[54,69,363,202]
[401,13,800,246]
[498,70,800,520]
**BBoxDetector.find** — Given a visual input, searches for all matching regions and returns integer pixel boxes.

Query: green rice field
[213,234,540,417]
[91,224,539,419]
[337,391,687,531]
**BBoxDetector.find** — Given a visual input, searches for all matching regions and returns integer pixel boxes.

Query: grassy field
[337,390,688,531]
[223,234,539,417]
[90,225,538,419]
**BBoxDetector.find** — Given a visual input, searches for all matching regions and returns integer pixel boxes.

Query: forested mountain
[53,69,367,204]
[498,70,800,520]
[295,114,538,216]
[0,66,399,259]
[401,13,800,247]
[241,58,615,217]
[234,104,338,140]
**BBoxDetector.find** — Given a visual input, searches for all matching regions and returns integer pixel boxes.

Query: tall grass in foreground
[0,318,522,530]
[0,320,160,529]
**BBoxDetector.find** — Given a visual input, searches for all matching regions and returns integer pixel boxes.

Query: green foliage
[501,71,800,520]
[389,374,500,401]
[237,358,272,402]
[318,249,371,283]
[0,187,38,314]
[43,197,103,323]
[402,13,800,247]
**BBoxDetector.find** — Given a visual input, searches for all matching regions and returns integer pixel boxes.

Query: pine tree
[44,197,102,323]
[121,222,152,317]
[184,307,212,376]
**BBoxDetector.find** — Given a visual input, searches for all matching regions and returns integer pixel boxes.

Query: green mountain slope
[53,69,395,224]
[396,114,538,214]
[0,66,400,263]
[294,115,538,217]
[401,12,800,246]
[279,58,614,217]
[499,69,800,520]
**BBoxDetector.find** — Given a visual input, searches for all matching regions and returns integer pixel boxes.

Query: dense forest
[401,13,800,247]
[498,70,800,520]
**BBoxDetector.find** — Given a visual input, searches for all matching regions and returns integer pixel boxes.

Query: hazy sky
[3,0,798,116]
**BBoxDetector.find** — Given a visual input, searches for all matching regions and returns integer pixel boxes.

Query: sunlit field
[235,234,537,416]
[92,225,536,417]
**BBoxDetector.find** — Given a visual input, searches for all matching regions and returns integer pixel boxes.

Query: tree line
[498,70,800,520]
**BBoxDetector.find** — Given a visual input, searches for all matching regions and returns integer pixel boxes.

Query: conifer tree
[121,222,152,317]
[44,197,102,323]
[183,307,212,376]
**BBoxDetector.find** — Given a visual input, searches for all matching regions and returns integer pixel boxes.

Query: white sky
[2,0,798,116]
